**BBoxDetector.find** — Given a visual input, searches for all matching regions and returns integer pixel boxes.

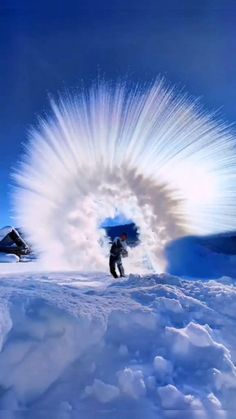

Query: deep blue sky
[1,0,236,225]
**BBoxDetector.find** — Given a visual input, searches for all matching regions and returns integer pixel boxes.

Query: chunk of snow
[0,253,19,263]
[117,367,146,398]
[157,297,183,313]
[212,368,236,390]
[185,322,214,347]
[206,392,222,409]
[153,356,173,378]
[85,379,120,403]
[166,321,218,355]
[157,384,192,409]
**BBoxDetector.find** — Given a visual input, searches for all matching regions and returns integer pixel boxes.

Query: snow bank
[0,272,235,418]
[0,254,19,263]
[166,235,236,278]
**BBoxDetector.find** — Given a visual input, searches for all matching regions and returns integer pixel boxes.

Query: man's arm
[120,239,128,257]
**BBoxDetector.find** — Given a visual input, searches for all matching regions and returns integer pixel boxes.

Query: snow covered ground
[166,235,236,279]
[0,268,235,418]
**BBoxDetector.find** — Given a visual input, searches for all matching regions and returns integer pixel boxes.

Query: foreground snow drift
[0,272,235,418]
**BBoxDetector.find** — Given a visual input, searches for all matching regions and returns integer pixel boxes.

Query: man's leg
[117,256,125,277]
[109,255,118,278]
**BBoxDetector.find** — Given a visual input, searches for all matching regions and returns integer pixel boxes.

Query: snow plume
[13,79,236,271]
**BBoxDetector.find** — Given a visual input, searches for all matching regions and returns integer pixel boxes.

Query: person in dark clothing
[109,232,128,278]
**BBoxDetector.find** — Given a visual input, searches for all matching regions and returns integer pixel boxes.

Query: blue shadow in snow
[165,233,236,279]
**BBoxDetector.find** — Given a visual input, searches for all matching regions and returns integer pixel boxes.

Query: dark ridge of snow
[166,234,236,279]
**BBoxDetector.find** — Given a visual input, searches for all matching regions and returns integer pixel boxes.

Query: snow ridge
[0,272,235,418]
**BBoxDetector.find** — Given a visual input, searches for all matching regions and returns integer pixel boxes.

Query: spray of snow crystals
[13,79,236,271]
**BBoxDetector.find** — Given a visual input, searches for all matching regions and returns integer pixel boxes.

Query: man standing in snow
[109,232,128,278]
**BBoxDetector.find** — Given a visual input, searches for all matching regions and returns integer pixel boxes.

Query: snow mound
[0,272,235,418]
[0,253,19,263]
[166,235,236,278]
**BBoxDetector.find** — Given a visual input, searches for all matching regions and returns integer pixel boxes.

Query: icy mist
[13,79,236,272]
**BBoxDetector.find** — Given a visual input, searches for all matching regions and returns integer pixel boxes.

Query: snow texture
[0,270,235,418]
[166,235,236,278]
[0,254,19,263]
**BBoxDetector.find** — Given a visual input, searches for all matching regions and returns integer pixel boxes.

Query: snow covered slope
[0,271,235,418]
[0,254,19,263]
[166,235,236,278]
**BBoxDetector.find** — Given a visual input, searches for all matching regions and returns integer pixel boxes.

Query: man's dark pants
[109,254,125,278]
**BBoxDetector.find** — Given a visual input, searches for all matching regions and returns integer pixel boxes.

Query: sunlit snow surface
[0,267,236,419]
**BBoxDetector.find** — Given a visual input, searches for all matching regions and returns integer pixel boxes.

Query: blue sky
[1,0,236,225]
